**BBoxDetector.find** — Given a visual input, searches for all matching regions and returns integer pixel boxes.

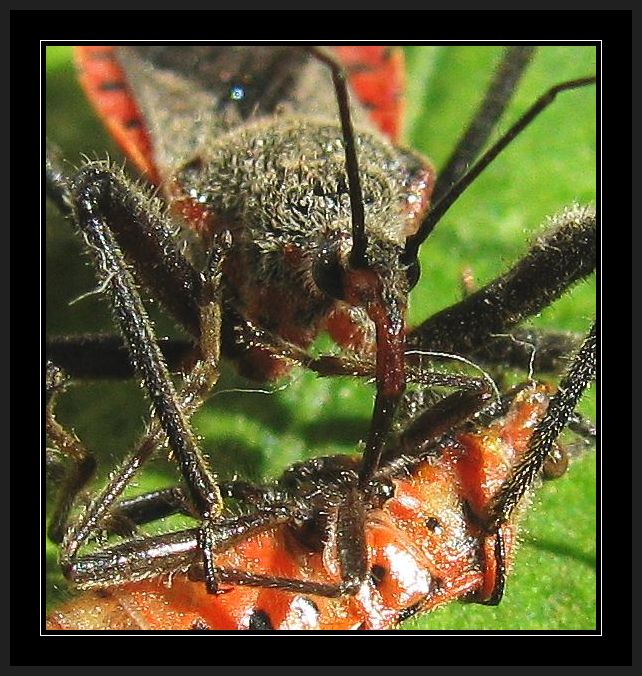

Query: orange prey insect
[47,375,594,631]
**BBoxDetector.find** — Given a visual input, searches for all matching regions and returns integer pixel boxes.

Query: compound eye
[405,258,421,290]
[179,156,205,180]
[312,245,345,301]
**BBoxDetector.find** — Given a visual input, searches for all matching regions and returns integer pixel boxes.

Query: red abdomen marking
[74,46,160,184]
[74,45,404,188]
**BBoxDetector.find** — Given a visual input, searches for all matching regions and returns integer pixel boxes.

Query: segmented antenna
[432,46,536,204]
[403,76,597,263]
[307,46,368,270]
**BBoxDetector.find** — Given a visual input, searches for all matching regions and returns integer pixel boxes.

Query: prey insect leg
[383,387,493,466]
[471,327,586,375]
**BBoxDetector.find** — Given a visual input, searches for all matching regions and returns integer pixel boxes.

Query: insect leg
[64,509,291,589]
[55,166,229,573]
[407,204,596,359]
[487,322,597,530]
[480,322,597,604]
[46,150,204,378]
[381,387,493,468]
[433,46,536,203]
[190,488,370,600]
[208,572,345,597]
[542,411,596,481]
[66,478,271,539]
[59,423,181,565]
[223,302,497,393]
[112,479,274,528]
[471,327,585,375]
[46,151,202,335]
[206,560,369,601]
[56,475,270,558]
[452,256,583,375]
[71,164,220,514]
[59,328,226,573]
[47,318,576,382]
[46,234,225,382]
[567,411,597,442]
[46,334,194,379]
[108,487,194,527]
[46,362,160,541]
[45,143,73,215]
[45,362,97,544]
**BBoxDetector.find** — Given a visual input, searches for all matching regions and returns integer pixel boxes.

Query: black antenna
[432,46,536,204]
[307,46,368,269]
[403,76,596,264]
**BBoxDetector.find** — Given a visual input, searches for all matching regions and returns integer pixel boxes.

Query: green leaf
[45,46,596,630]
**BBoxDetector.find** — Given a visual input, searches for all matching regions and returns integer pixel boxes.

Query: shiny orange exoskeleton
[48,384,552,631]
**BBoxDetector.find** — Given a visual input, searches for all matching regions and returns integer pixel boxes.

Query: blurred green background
[45,45,597,631]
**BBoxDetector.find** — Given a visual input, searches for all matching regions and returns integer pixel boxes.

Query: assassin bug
[45,46,596,628]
